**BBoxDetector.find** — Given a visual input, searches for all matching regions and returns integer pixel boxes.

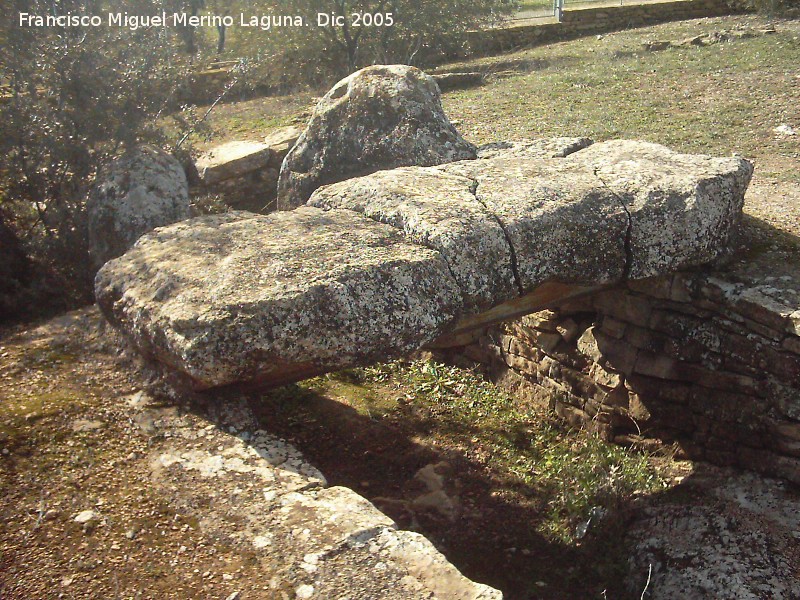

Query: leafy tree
[229,0,514,89]
[0,0,191,315]
[170,0,206,56]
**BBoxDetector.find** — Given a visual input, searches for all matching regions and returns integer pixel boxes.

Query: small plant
[346,359,667,541]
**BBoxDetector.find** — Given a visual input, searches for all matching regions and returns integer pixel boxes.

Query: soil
[0,311,281,599]
[5,302,797,600]
[0,306,686,600]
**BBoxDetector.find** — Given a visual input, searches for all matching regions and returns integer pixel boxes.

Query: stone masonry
[451,258,800,483]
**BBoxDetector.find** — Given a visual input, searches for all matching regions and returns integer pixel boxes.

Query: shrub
[227,0,516,91]
[0,0,192,320]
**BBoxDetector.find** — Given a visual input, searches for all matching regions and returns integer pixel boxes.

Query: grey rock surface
[195,140,274,185]
[441,139,752,292]
[309,167,517,313]
[97,138,751,391]
[95,207,463,390]
[147,395,502,599]
[567,140,754,279]
[277,64,476,210]
[440,151,630,292]
[625,468,800,600]
[87,145,190,268]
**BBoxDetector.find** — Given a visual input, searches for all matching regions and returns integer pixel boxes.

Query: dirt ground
[0,313,282,599]
[1,304,797,599]
[0,308,653,599]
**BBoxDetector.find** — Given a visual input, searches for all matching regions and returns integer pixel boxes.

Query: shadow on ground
[185,381,654,600]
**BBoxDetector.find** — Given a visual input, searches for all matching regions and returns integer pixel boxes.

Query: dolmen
[94,66,753,392]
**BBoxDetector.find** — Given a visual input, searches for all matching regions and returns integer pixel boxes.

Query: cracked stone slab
[439,140,752,294]
[97,139,751,391]
[439,153,630,292]
[309,166,518,312]
[95,207,463,390]
[568,140,754,279]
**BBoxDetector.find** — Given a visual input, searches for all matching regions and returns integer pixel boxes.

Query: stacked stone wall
[453,270,800,483]
[468,0,743,54]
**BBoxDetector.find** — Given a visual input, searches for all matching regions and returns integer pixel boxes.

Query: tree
[0,0,191,313]
[174,0,206,56]
[229,0,514,89]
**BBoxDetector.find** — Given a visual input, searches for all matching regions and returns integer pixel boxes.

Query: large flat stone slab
[565,140,753,279]
[440,154,631,292]
[97,139,752,391]
[439,140,752,293]
[196,140,274,185]
[96,208,463,390]
[309,167,518,313]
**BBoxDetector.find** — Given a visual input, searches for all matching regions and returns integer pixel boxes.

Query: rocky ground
[1,301,799,599]
[625,468,800,599]
[0,311,502,600]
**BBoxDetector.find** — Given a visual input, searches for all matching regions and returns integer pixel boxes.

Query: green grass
[317,359,666,542]
[442,20,800,181]
[191,16,800,184]
[186,92,316,151]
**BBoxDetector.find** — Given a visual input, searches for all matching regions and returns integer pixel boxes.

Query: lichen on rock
[96,137,752,392]
[277,64,476,210]
[87,145,190,268]
[95,207,463,390]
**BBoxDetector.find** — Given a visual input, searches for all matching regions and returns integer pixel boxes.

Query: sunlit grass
[314,359,667,542]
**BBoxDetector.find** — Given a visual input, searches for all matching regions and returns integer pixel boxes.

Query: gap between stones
[593,167,634,282]
[467,177,525,297]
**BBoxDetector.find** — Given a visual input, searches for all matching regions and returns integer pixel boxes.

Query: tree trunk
[216,23,226,54]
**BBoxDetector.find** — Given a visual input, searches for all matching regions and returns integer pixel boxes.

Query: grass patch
[185,16,800,185]
[442,19,800,180]
[254,359,670,595]
[0,389,82,440]
[320,359,666,542]
[180,92,317,151]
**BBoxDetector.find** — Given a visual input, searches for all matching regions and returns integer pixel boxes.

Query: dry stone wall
[468,0,743,55]
[452,262,800,483]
